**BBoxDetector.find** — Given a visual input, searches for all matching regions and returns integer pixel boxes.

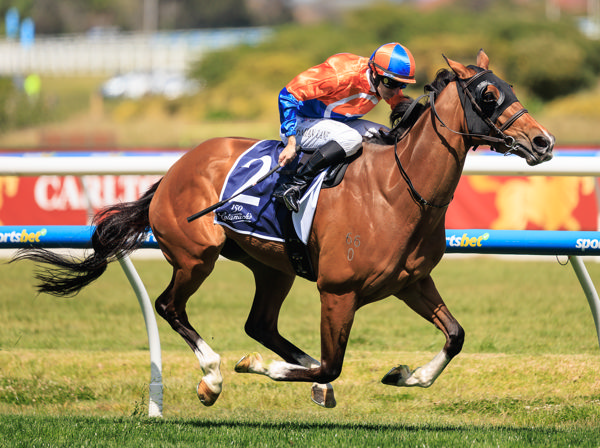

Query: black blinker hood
[456,65,519,136]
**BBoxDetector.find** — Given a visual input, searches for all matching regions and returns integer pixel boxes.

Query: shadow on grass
[138,416,569,435]
[3,413,569,434]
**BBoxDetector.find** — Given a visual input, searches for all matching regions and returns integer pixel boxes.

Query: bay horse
[14,50,554,409]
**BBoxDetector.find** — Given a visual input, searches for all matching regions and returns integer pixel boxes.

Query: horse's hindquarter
[149,137,259,261]
[311,144,447,302]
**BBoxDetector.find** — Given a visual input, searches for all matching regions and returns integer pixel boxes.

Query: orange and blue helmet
[369,42,416,87]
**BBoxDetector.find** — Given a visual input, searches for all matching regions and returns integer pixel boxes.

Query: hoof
[235,352,262,373]
[197,380,220,406]
[381,365,411,386]
[311,383,336,408]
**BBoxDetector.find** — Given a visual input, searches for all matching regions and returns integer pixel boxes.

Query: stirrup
[281,185,301,213]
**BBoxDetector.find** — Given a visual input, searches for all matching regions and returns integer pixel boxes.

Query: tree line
[190,0,600,125]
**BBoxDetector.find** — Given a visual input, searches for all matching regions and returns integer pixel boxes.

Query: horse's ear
[443,54,471,78]
[476,49,489,70]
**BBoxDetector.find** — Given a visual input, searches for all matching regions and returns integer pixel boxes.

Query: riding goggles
[381,76,407,90]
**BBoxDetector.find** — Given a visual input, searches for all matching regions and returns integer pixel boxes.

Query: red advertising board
[446,175,597,231]
[0,148,597,230]
[0,175,161,225]
[0,173,596,230]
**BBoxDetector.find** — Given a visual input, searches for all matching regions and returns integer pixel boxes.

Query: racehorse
[13,50,554,409]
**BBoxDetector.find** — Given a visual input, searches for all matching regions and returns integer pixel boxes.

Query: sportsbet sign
[0,227,47,244]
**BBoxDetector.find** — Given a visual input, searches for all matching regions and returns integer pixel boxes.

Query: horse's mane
[368,68,457,145]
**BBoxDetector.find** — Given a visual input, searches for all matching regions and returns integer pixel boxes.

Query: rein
[393,137,451,209]
[392,68,527,209]
[391,93,451,209]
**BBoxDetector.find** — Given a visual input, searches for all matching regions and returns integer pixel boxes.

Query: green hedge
[188,2,600,120]
[0,77,48,132]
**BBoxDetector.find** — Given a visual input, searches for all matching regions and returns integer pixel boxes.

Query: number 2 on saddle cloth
[214,139,349,281]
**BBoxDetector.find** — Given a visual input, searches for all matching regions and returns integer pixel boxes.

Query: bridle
[441,67,528,153]
[393,66,528,209]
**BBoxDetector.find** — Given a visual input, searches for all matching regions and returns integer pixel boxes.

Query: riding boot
[275,140,346,213]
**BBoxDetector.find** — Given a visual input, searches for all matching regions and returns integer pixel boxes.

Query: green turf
[1,414,599,448]
[1,256,599,446]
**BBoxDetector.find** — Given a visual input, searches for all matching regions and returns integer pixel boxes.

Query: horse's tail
[12,179,162,297]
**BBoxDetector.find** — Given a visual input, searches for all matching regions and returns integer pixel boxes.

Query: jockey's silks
[279,53,405,138]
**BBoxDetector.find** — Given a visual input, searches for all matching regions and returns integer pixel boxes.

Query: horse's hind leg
[155,258,223,406]
[237,262,336,407]
[383,275,464,388]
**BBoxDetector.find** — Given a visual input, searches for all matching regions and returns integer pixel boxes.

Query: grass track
[1,414,599,448]
[1,257,600,446]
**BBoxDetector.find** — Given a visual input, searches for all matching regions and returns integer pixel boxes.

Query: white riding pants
[280,117,388,156]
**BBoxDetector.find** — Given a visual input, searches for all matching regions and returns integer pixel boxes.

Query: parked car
[101,71,201,100]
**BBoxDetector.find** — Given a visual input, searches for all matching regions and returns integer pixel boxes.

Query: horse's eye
[475,80,506,113]
[482,90,496,103]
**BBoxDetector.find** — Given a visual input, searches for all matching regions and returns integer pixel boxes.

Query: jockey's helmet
[369,43,416,86]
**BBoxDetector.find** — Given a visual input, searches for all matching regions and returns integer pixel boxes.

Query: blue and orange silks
[279,53,405,138]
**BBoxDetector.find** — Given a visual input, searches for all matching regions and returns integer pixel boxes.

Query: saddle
[213,140,360,282]
[298,147,360,190]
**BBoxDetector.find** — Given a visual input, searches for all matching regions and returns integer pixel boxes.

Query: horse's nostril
[533,135,550,150]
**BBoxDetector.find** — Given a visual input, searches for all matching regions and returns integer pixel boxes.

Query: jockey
[274,42,416,212]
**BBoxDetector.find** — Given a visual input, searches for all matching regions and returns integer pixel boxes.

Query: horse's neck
[372,110,468,214]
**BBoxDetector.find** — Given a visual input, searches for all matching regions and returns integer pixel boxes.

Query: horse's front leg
[236,291,356,407]
[383,275,464,388]
[238,263,338,407]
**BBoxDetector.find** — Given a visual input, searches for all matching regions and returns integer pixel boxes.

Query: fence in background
[0,27,272,75]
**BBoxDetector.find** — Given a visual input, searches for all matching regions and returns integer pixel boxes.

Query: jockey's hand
[364,127,380,138]
[279,136,298,166]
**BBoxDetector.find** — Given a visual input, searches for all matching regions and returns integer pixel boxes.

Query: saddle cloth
[214,140,327,244]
